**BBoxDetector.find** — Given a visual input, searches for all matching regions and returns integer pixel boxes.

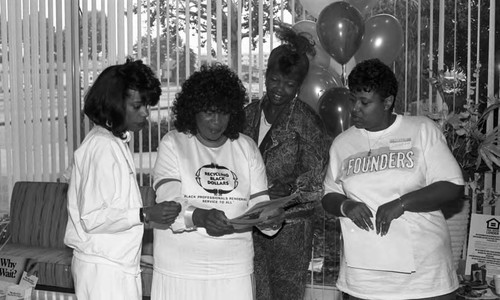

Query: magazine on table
[228,193,299,229]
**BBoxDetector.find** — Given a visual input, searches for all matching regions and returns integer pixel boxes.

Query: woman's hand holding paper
[193,208,235,237]
[256,208,285,231]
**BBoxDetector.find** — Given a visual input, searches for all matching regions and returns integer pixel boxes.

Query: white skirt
[150,270,255,300]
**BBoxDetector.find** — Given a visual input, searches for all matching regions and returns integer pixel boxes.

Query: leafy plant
[425,68,500,181]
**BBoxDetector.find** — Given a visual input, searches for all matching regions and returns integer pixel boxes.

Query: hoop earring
[105,120,112,128]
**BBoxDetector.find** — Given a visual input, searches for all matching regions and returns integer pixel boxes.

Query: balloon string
[341,64,348,87]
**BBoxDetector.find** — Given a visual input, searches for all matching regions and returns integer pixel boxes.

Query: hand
[193,208,235,237]
[343,200,373,231]
[146,201,181,226]
[375,199,405,236]
[257,208,285,231]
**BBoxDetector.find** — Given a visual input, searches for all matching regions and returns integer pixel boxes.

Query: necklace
[366,129,388,157]
[365,114,397,156]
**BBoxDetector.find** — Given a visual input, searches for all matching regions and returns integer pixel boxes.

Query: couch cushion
[9,182,69,249]
[1,243,73,288]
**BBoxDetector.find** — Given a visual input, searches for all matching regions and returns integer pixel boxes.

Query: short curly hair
[84,58,161,138]
[348,58,398,101]
[173,63,247,140]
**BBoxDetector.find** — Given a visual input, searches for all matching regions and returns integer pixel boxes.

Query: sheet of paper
[341,217,416,273]
[228,193,298,228]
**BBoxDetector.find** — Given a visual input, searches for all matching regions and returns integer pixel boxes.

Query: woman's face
[350,89,392,131]
[265,69,301,106]
[124,89,150,132]
[195,110,230,147]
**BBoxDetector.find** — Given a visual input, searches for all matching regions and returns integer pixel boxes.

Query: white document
[341,217,416,273]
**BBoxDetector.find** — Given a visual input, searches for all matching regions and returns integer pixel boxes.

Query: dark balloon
[317,2,364,65]
[318,87,351,138]
[298,65,342,113]
[354,14,404,65]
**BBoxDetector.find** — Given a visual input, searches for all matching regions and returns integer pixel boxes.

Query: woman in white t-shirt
[151,63,284,300]
[322,58,464,300]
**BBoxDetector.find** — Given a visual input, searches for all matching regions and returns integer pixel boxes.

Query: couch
[1,181,156,295]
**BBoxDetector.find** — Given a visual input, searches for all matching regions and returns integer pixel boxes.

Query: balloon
[318,87,351,138]
[354,14,404,65]
[301,0,340,18]
[292,20,331,68]
[317,2,365,65]
[347,0,379,18]
[298,64,342,113]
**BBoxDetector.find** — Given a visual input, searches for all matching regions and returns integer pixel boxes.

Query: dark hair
[84,58,162,138]
[173,63,247,140]
[266,22,315,85]
[348,58,398,101]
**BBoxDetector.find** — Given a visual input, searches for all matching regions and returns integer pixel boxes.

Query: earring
[105,120,112,128]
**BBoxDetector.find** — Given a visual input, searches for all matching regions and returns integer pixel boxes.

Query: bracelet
[340,199,349,217]
[140,207,149,224]
[398,197,406,211]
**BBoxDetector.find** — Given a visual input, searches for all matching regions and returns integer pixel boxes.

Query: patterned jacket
[243,96,332,220]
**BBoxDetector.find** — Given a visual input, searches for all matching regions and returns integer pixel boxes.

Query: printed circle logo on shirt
[195,163,239,195]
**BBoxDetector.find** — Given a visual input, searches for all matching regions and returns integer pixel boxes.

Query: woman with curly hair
[151,63,284,300]
[64,58,181,300]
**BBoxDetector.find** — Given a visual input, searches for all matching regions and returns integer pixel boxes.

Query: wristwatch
[139,207,148,224]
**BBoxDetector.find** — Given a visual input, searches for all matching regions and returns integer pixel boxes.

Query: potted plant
[423,68,500,270]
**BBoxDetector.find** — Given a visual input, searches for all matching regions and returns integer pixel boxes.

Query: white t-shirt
[323,115,464,299]
[153,130,270,279]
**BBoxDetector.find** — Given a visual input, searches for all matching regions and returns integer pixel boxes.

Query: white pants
[151,270,255,300]
[72,256,142,300]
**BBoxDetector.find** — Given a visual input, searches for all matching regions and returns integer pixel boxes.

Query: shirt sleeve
[248,139,270,206]
[323,142,345,196]
[76,141,141,234]
[153,134,196,232]
[420,119,464,186]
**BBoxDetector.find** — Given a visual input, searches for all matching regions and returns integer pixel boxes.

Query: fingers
[375,199,404,236]
[346,202,374,231]
[204,210,234,236]
[149,201,182,224]
[376,219,391,236]
[351,216,373,231]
